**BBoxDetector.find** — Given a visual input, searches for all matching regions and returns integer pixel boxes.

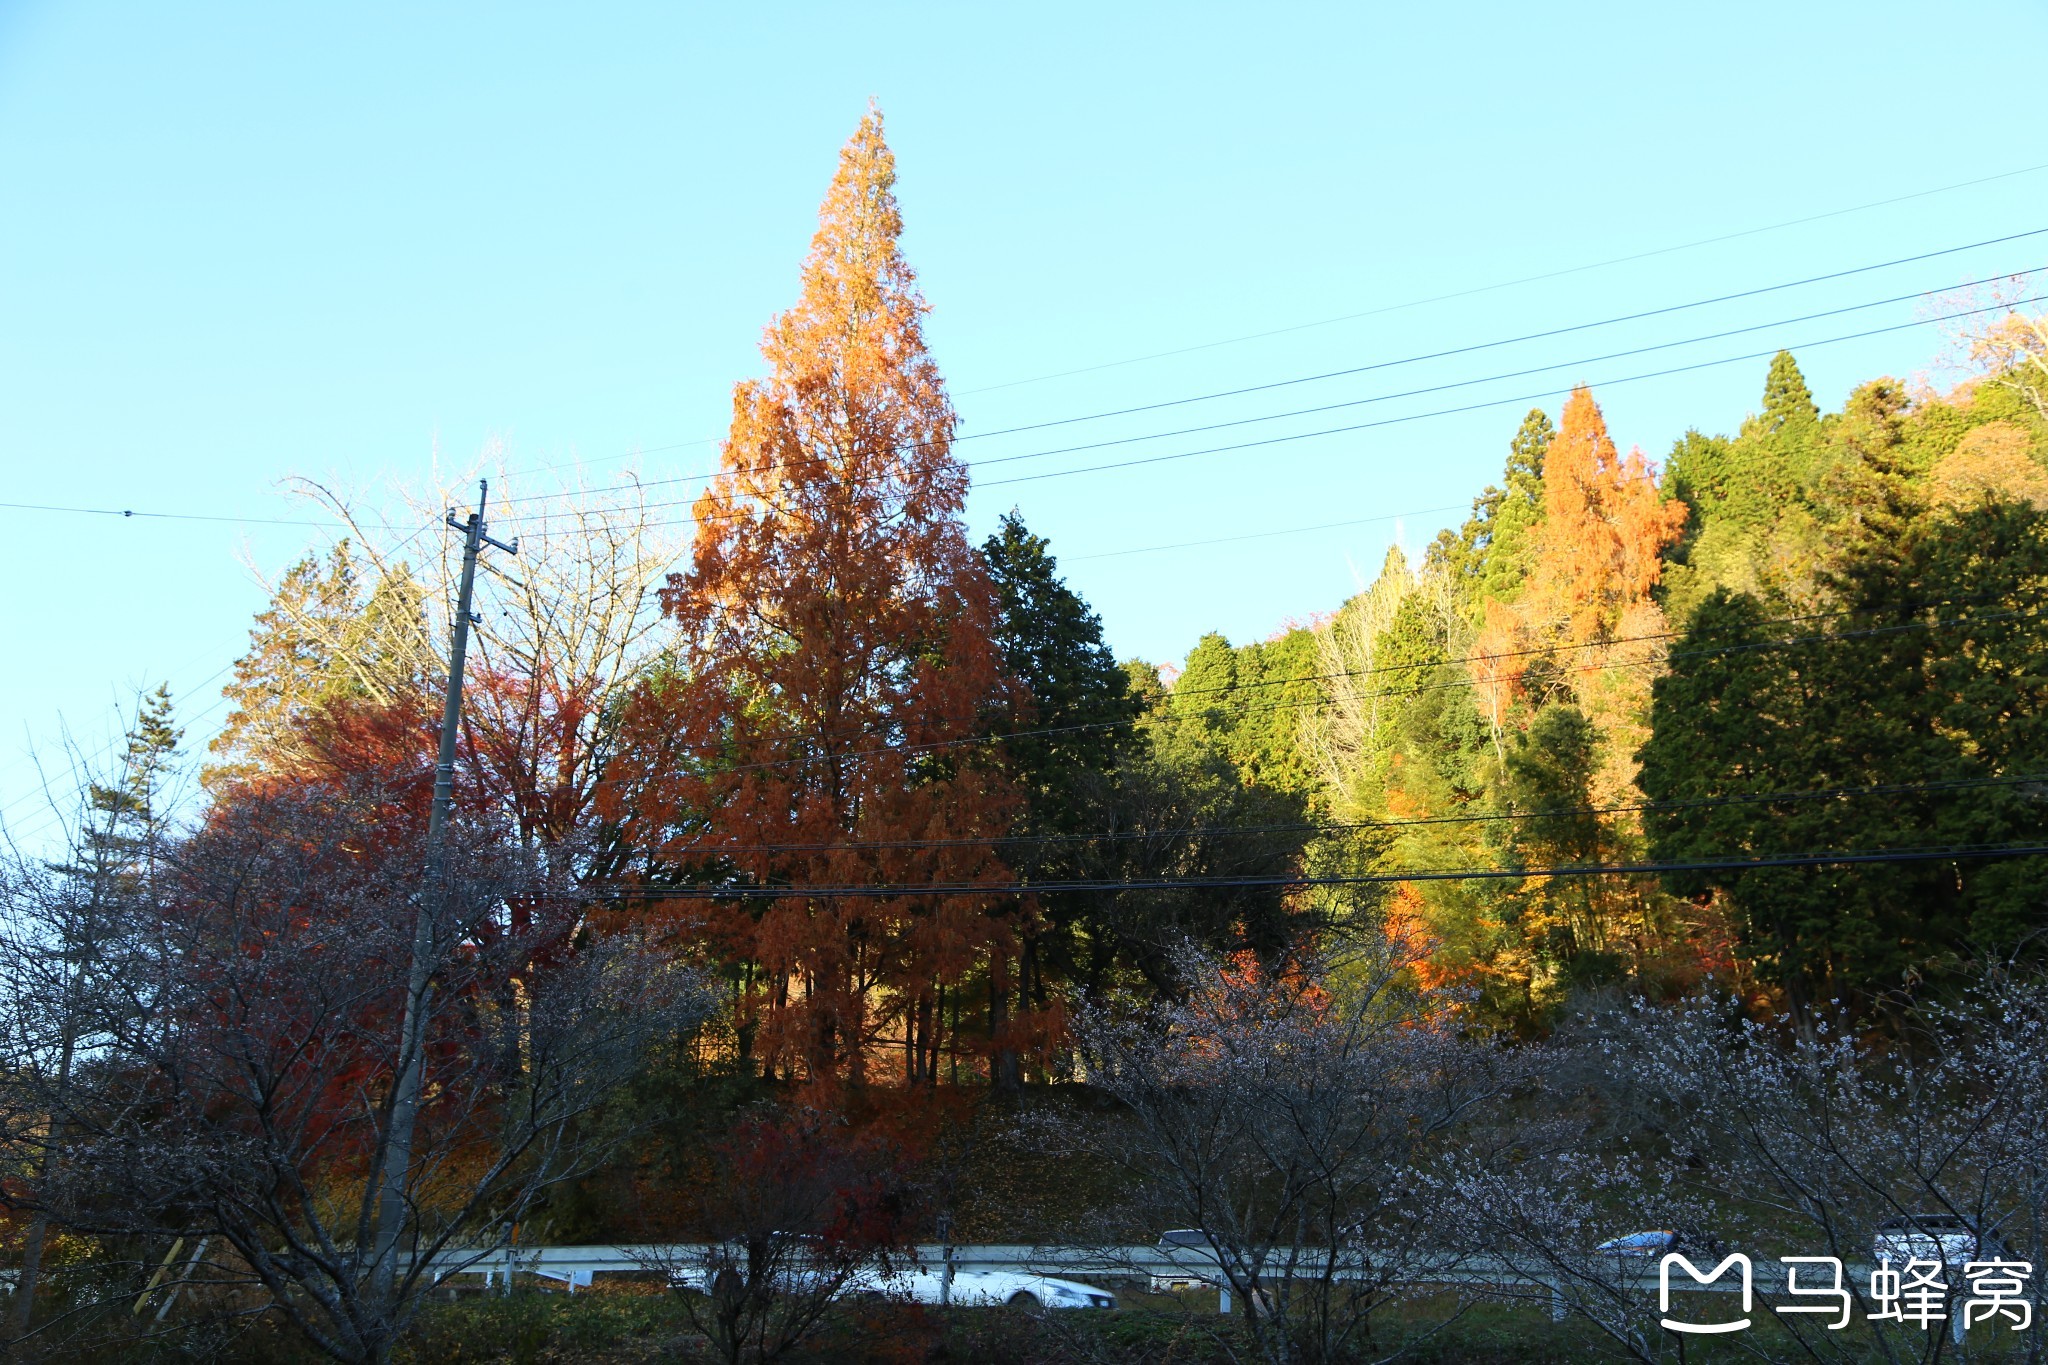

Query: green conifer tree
[1761,350,1820,433]
[72,684,182,890]
[1481,408,1552,602]
[1169,632,1244,741]
[1443,408,1553,609]
[1508,406,1553,486]
[1638,501,2048,1010]
[982,510,1139,813]
[207,540,427,789]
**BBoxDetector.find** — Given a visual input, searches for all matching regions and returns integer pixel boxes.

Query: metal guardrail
[433,1241,1835,1283]
[428,1240,1782,1308]
[438,1237,2013,1342]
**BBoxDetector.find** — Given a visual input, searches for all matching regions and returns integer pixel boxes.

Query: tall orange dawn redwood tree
[1466,388,1685,761]
[1497,386,1690,977]
[1531,388,1687,803]
[612,108,1017,1088]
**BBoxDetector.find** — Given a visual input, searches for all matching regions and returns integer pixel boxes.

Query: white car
[1150,1229,1221,1293]
[846,1264,1114,1310]
[1595,1230,1682,1258]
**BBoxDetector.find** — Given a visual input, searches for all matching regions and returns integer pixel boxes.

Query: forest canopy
[182,112,2048,1045]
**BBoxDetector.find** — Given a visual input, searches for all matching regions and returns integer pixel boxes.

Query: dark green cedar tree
[1637,499,2048,1010]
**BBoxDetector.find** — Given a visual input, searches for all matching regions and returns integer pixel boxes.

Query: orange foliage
[1524,387,1689,650]
[1441,389,1690,1017]
[607,108,1020,1087]
[1469,597,1526,737]
[1383,884,1450,990]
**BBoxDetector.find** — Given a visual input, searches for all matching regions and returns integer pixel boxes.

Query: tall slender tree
[10,688,181,1339]
[982,512,1137,1078]
[1471,407,1552,606]
[77,684,182,884]
[1444,389,1691,1009]
[983,511,1137,804]
[610,107,1018,1088]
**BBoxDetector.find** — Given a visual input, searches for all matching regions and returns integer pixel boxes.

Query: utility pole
[369,480,516,1302]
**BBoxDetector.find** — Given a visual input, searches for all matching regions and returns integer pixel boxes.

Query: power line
[979,293,2047,490]
[482,231,2044,517]
[954,161,2048,395]
[1071,504,1467,561]
[582,596,2042,789]
[605,772,2048,858]
[26,583,2014,847]
[0,670,240,846]
[10,527,1720,841]
[15,220,2039,539]
[591,841,2048,900]
[0,502,414,531]
[966,267,2043,475]
[955,228,2047,442]
[482,286,2043,527]
[714,612,2038,782]
[483,161,2048,481]
[16,277,2035,542]
[500,435,723,480]
[29,623,2039,868]
[1152,594,1934,701]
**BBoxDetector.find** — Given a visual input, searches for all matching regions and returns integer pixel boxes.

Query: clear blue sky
[3,1,2045,843]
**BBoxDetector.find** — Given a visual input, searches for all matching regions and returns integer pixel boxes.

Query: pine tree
[1480,407,1552,603]
[1444,408,1552,609]
[1661,428,1734,520]
[983,511,1138,800]
[611,106,1017,1087]
[1761,350,1820,434]
[74,684,182,890]
[1502,703,1605,962]
[1508,406,1552,493]
[207,541,428,789]
[1639,502,2048,1008]
[1169,632,1244,743]
[982,511,1141,1082]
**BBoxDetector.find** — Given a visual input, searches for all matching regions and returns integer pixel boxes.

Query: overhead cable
[590,841,2048,900]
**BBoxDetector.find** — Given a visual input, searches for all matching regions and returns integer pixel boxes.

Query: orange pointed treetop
[1525,386,1688,647]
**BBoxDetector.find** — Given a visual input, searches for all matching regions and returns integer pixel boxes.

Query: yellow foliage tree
[1930,420,2048,510]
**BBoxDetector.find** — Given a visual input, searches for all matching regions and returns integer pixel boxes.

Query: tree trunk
[905,995,918,1083]
[992,951,1020,1093]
